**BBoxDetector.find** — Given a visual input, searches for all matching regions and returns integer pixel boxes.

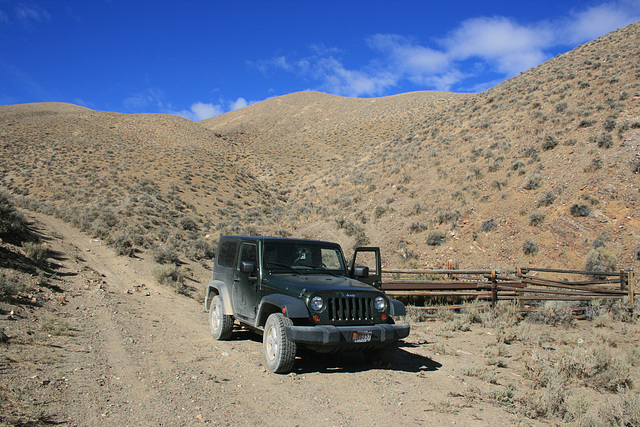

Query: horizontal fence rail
[381,267,635,310]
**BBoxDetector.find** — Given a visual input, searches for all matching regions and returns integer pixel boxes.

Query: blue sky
[1,1,639,120]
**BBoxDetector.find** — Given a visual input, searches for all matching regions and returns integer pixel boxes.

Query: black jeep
[204,236,410,373]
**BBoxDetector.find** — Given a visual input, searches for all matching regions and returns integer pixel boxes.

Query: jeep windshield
[263,241,348,275]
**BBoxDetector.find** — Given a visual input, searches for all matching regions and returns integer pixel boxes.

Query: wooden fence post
[491,270,498,307]
[515,268,524,310]
[629,270,635,305]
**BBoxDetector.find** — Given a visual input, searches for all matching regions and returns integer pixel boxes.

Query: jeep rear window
[263,241,347,274]
[217,240,238,268]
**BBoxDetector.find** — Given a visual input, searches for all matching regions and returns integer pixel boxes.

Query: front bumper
[284,323,410,346]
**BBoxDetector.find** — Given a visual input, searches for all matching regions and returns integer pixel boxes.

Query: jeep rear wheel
[364,341,399,369]
[263,313,296,374]
[209,295,233,340]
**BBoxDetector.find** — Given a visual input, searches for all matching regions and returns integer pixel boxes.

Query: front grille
[327,297,374,322]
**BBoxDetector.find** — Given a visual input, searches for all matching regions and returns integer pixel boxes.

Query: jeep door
[350,247,382,289]
[232,242,261,321]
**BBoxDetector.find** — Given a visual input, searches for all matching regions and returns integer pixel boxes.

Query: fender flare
[388,298,406,317]
[205,280,233,315]
[256,294,310,327]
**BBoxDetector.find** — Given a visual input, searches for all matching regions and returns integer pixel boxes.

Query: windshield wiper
[266,262,301,275]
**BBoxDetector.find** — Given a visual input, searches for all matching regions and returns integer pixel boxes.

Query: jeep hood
[264,274,376,294]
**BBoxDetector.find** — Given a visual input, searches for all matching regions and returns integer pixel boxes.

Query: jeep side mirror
[354,266,369,278]
[240,261,256,274]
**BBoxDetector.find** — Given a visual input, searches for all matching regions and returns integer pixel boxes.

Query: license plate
[351,331,372,343]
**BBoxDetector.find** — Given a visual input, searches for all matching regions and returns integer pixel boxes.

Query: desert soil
[2,212,567,426]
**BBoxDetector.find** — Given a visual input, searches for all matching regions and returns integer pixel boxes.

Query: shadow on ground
[293,347,441,374]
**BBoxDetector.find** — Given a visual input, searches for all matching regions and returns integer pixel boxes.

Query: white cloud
[257,56,291,74]
[442,17,552,76]
[191,102,223,120]
[368,34,449,75]
[314,57,397,97]
[263,49,398,97]
[563,2,640,43]
[122,85,258,120]
[123,89,225,120]
[230,97,248,111]
[170,102,223,121]
[411,70,468,92]
[169,98,256,121]
[256,1,640,95]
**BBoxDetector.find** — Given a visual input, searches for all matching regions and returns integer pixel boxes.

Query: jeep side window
[237,243,257,271]
[217,240,238,267]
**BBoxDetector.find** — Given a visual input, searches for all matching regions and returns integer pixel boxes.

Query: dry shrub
[585,247,617,280]
[484,301,522,328]
[523,173,542,190]
[593,311,613,327]
[152,264,186,294]
[515,380,569,420]
[558,345,633,392]
[596,387,640,426]
[443,317,471,332]
[538,190,556,207]
[426,230,446,246]
[109,229,137,257]
[0,271,24,301]
[461,300,486,324]
[563,392,592,424]
[570,203,591,217]
[587,297,636,323]
[520,351,570,419]
[484,343,509,367]
[523,238,539,255]
[153,245,180,264]
[38,313,72,336]
[22,241,49,267]
[0,192,29,240]
[527,301,576,327]
[496,322,533,344]
[183,237,216,261]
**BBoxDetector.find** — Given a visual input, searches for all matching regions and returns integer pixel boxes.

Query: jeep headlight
[374,296,386,311]
[310,296,324,311]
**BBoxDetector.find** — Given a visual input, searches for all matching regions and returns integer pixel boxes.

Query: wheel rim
[211,302,221,332]
[265,324,278,361]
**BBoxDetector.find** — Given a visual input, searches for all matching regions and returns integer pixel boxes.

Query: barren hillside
[200,91,470,182]
[1,22,639,275]
[201,22,640,272]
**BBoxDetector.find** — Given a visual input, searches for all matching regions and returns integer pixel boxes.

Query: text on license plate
[351,331,372,343]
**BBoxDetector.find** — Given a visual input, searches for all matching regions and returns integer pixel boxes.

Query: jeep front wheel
[209,295,233,340]
[263,313,296,374]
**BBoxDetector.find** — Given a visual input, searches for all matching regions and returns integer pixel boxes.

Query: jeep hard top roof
[220,235,341,247]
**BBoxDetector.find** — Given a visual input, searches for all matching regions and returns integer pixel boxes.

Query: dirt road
[2,212,529,426]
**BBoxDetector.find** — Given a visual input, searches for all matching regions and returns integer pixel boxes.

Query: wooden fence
[381,267,635,309]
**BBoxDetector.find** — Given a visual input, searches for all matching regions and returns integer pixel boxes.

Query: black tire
[209,295,233,340]
[364,341,399,369]
[263,313,297,374]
